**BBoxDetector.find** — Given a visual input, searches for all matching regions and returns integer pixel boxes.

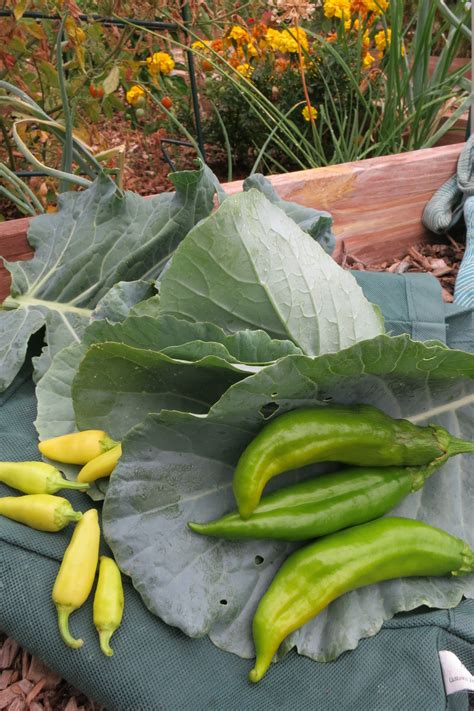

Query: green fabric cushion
[1,271,473,711]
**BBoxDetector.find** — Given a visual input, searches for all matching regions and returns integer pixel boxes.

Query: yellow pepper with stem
[52,509,100,649]
[0,494,82,531]
[39,430,119,465]
[93,556,124,656]
[77,444,122,483]
[0,461,89,494]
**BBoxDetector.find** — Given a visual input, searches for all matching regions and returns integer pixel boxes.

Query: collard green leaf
[83,314,302,362]
[72,343,251,439]
[159,191,383,356]
[92,280,156,322]
[103,334,474,665]
[243,174,335,254]
[0,309,45,391]
[129,295,161,317]
[1,166,217,390]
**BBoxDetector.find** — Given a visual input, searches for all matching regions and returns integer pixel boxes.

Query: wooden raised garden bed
[0,143,464,303]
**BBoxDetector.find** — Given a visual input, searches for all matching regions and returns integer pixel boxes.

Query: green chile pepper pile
[188,403,474,682]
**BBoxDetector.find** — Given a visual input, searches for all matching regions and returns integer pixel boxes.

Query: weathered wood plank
[225,144,464,264]
[0,143,464,302]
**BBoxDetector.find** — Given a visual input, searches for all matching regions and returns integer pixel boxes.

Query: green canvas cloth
[1,271,473,711]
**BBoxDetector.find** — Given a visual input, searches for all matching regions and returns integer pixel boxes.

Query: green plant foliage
[101,334,474,662]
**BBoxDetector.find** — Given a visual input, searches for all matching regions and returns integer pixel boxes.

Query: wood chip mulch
[0,634,104,711]
[337,235,466,302]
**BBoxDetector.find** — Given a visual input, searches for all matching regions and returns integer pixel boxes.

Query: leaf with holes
[103,334,474,666]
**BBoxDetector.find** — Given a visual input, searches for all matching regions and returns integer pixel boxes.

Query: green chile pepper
[0,461,89,495]
[233,404,474,518]
[189,461,441,541]
[250,517,474,683]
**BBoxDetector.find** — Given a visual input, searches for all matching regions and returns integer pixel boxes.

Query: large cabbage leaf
[0,167,217,390]
[103,334,474,665]
[242,174,335,254]
[159,190,383,356]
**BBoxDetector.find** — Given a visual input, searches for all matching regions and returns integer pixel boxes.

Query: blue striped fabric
[422,136,474,307]
[454,195,474,307]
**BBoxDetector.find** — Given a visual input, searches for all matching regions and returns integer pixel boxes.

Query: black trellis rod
[180,2,205,160]
[0,10,178,31]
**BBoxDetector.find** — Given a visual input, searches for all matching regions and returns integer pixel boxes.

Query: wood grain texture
[0,144,464,302]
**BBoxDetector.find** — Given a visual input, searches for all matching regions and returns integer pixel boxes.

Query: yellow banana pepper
[39,430,119,465]
[93,556,124,656]
[0,494,82,531]
[52,508,100,648]
[77,444,122,483]
[0,461,89,494]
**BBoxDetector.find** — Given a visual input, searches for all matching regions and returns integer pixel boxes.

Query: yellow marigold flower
[265,28,284,51]
[236,62,254,78]
[191,39,211,52]
[365,0,389,12]
[228,25,250,44]
[280,27,309,53]
[126,85,145,105]
[374,28,390,52]
[246,41,258,57]
[302,104,318,121]
[345,18,370,48]
[363,52,375,67]
[146,51,175,75]
[324,0,351,19]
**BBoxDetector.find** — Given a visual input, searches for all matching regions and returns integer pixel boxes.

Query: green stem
[56,605,83,649]
[0,119,16,170]
[446,437,474,456]
[98,628,114,656]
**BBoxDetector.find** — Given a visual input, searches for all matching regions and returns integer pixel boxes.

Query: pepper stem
[410,456,446,492]
[65,510,83,523]
[56,605,83,649]
[98,628,114,656]
[52,477,90,492]
[100,435,120,454]
[446,437,474,457]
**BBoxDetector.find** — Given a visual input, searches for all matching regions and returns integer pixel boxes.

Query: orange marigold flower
[350,0,389,14]
[211,38,224,52]
[274,57,290,73]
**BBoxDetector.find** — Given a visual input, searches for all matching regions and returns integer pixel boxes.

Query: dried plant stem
[294,18,316,131]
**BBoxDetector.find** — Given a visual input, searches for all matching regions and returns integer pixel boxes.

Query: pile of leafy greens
[2,164,473,668]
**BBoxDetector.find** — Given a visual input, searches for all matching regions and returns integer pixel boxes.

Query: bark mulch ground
[0,634,104,711]
[337,236,465,302]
